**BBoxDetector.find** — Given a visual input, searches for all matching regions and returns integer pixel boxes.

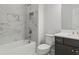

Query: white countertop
[54,32,79,40]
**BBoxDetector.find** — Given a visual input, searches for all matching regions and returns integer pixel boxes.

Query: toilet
[37,34,54,55]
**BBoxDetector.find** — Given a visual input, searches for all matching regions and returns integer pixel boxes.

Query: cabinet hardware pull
[72,50,74,52]
[75,51,78,53]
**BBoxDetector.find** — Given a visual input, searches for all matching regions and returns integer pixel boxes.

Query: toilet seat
[38,44,50,50]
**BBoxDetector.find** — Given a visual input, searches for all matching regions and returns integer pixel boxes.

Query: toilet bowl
[37,44,51,55]
[37,34,54,55]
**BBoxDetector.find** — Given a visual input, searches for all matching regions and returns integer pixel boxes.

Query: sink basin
[55,32,79,40]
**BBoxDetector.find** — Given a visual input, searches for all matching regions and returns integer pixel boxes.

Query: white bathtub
[0,40,36,55]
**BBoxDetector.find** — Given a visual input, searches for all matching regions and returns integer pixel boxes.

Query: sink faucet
[77,32,79,34]
[72,31,79,36]
[72,32,75,34]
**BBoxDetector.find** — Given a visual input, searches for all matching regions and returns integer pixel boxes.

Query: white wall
[38,5,44,44]
[44,4,61,34]
[38,4,61,44]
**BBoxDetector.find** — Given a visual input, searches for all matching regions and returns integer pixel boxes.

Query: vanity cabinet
[55,36,79,55]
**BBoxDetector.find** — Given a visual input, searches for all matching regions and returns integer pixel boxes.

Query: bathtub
[0,40,36,55]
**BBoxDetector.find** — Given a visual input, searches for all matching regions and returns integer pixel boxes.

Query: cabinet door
[55,44,75,55]
[55,36,64,55]
[55,44,64,55]
[55,36,75,55]
[73,48,79,55]
[64,45,75,55]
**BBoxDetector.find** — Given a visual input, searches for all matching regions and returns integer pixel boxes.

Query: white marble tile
[0,5,27,45]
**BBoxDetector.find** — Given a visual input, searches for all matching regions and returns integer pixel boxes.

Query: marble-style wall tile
[0,4,38,45]
[0,5,27,45]
[25,4,38,42]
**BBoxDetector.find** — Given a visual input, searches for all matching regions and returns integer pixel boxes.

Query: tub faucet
[28,28,32,43]
[24,28,32,43]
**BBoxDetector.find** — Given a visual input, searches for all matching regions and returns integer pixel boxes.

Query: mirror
[72,8,79,30]
[62,4,79,30]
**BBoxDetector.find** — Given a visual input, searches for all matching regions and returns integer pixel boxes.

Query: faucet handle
[77,32,79,34]
[72,32,74,34]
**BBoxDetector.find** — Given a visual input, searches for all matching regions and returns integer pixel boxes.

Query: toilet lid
[38,44,50,50]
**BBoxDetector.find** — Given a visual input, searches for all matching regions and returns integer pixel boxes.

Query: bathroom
[0,4,79,55]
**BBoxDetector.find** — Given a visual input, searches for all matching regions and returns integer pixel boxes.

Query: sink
[55,32,79,40]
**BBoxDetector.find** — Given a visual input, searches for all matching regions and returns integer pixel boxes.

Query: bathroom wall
[38,4,44,44]
[38,4,61,44]
[0,4,27,45]
[44,4,61,34]
[62,4,79,29]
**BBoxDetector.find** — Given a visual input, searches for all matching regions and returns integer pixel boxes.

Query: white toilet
[37,34,54,55]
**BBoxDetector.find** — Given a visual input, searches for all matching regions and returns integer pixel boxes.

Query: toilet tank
[45,34,55,46]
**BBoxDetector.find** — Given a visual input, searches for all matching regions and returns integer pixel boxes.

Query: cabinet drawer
[55,36,64,44]
[64,38,79,47]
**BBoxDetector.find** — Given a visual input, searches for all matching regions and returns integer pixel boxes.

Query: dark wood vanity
[55,36,79,55]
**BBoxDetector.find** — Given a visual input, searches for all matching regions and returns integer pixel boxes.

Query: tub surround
[0,4,38,45]
[25,4,38,42]
[0,5,26,45]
